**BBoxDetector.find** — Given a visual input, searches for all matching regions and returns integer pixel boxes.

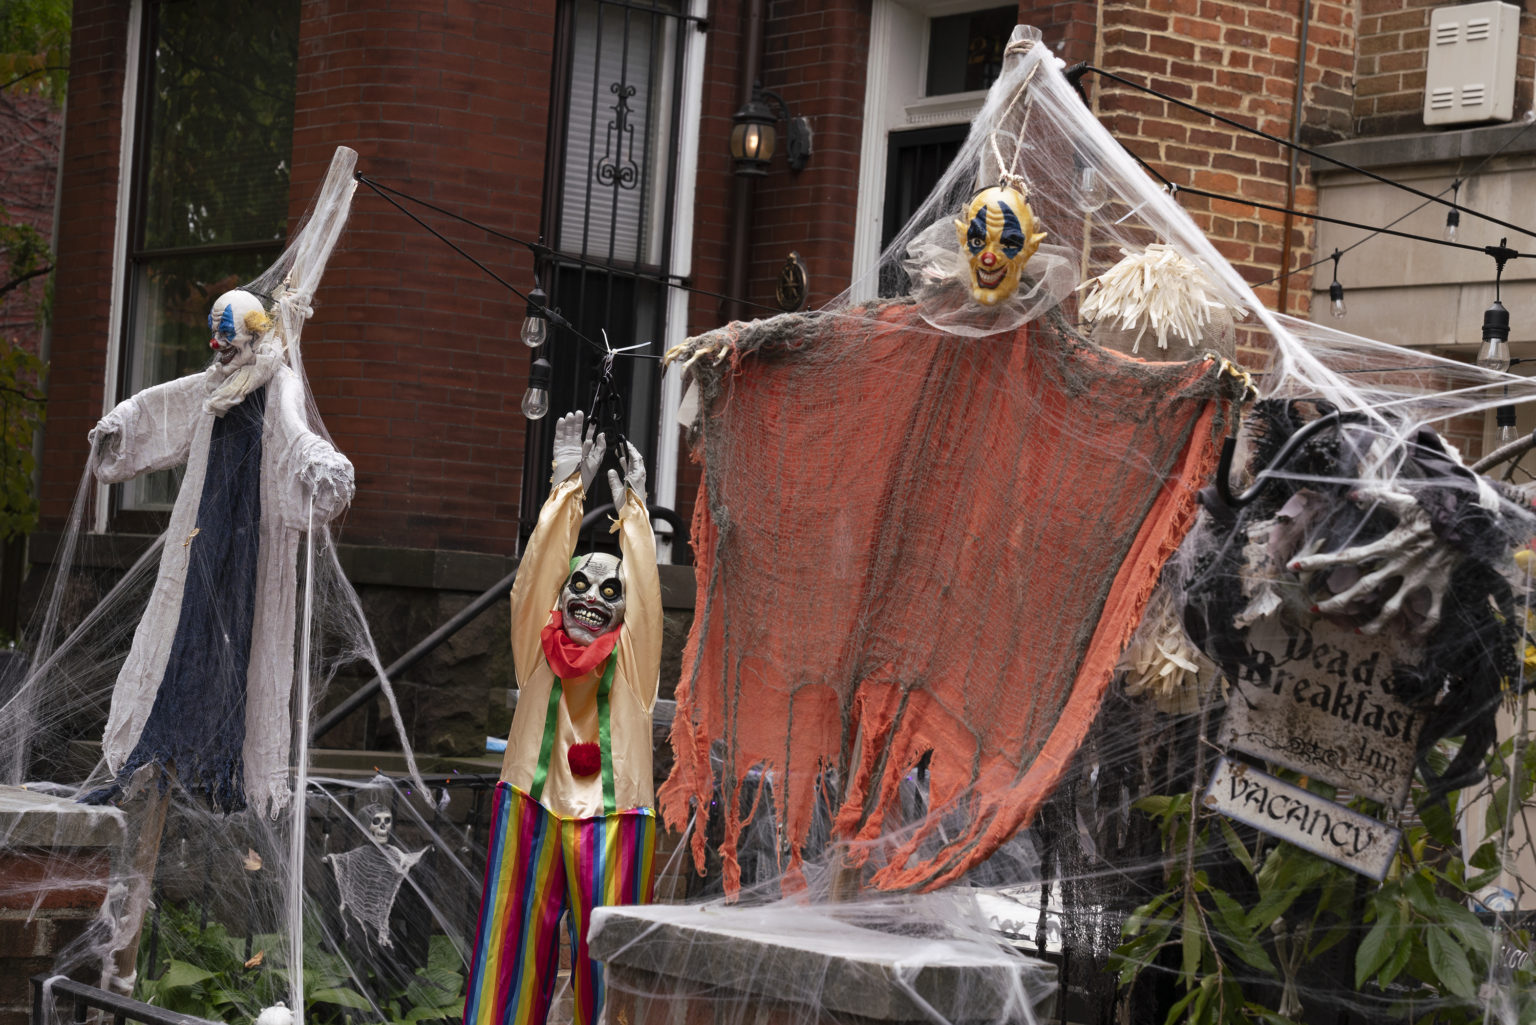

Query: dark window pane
[925,6,1014,97]
[139,0,300,251]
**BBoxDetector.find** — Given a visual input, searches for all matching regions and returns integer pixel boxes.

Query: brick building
[30,0,1536,752]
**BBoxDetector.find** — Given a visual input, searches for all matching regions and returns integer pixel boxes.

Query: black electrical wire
[1115,144,1527,266]
[1255,116,1536,288]
[355,172,789,321]
[1078,64,1536,242]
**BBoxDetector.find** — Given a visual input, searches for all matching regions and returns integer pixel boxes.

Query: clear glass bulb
[1477,336,1510,373]
[1328,281,1346,319]
[520,385,550,420]
[520,314,547,348]
[1075,165,1109,213]
[1498,421,1520,446]
[1444,208,1459,243]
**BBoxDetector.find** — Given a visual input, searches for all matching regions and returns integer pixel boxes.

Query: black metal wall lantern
[730,84,812,176]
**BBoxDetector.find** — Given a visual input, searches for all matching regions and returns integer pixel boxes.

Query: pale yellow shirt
[499,475,661,818]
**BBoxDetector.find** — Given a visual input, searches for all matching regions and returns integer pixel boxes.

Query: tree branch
[0,264,52,300]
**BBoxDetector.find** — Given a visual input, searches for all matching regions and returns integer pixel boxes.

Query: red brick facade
[41,0,1501,558]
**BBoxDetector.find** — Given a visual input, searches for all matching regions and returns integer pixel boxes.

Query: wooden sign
[1218,615,1418,808]
[1204,756,1402,880]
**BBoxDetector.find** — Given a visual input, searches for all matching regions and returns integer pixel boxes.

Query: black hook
[1214,409,1343,509]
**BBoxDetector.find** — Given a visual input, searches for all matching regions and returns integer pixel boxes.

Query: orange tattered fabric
[660,300,1237,893]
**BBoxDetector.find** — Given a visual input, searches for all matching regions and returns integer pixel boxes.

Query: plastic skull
[363,804,392,844]
[208,289,272,369]
[560,553,625,646]
[954,185,1046,306]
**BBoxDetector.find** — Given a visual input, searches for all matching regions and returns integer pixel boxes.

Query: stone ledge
[589,903,1056,1023]
[0,785,123,850]
[1312,122,1536,174]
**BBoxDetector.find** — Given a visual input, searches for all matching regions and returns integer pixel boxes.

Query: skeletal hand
[607,440,646,509]
[1288,485,1456,636]
[551,411,607,490]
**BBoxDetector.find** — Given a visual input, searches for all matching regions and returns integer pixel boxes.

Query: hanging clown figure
[85,288,354,815]
[465,410,661,1025]
[955,183,1047,306]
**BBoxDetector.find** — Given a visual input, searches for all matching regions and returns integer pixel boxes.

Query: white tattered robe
[91,363,352,816]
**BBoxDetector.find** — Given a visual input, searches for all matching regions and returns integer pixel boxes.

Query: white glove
[550,411,606,490]
[607,440,646,509]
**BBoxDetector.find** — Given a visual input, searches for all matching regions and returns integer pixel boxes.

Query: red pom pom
[567,742,602,777]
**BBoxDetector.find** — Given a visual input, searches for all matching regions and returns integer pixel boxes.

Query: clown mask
[207,289,273,371]
[954,186,1046,306]
[560,553,625,645]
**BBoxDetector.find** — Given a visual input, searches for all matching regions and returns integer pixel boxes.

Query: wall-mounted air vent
[1424,2,1519,126]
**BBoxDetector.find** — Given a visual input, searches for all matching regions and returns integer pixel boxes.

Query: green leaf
[1471,841,1501,872]
[1216,817,1255,875]
[156,960,217,990]
[1181,894,1203,981]
[1162,985,1200,1025]
[309,986,376,1011]
[1425,926,1477,1001]
[1356,912,1395,989]
[1378,928,1413,988]
[1208,887,1275,974]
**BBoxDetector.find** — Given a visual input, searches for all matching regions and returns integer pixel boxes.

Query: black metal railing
[31,974,221,1025]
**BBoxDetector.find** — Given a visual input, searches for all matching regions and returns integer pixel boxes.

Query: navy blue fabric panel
[115,386,268,813]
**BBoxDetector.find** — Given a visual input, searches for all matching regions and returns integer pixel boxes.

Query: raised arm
[510,412,607,681]
[609,441,662,710]
[90,375,206,484]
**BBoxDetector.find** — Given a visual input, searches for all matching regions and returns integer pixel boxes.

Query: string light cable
[353,172,791,328]
[1068,64,1536,243]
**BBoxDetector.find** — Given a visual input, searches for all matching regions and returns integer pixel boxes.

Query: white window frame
[850,0,1011,300]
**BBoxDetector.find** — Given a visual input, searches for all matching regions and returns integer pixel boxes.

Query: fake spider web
[4,24,1536,1025]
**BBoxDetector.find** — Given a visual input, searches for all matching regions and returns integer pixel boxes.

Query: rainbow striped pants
[464,783,657,1025]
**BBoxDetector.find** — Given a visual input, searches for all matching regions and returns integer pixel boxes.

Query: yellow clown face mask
[954,186,1047,306]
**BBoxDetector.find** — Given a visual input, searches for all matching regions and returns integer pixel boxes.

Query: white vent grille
[1424,2,1519,125]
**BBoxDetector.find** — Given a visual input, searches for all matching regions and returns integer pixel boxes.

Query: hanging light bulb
[1497,400,1520,447]
[1074,163,1109,213]
[1478,299,1510,373]
[521,356,552,420]
[1327,249,1346,319]
[1445,180,1462,244]
[520,285,549,348]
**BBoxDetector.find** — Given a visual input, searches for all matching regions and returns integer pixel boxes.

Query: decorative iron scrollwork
[596,81,640,190]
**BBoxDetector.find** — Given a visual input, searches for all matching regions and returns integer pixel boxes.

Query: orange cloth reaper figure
[465,411,661,1025]
[661,304,1238,894]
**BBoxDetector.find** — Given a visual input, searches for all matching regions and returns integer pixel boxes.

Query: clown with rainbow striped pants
[465,411,661,1025]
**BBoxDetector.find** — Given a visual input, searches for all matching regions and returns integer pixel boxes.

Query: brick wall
[288,0,557,552]
[38,0,133,525]
[0,92,62,363]
[1355,0,1536,137]
[1091,0,1356,340]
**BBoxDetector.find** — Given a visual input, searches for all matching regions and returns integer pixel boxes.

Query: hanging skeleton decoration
[465,411,661,1025]
[325,802,426,949]
[1182,399,1536,793]
[955,184,1047,306]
